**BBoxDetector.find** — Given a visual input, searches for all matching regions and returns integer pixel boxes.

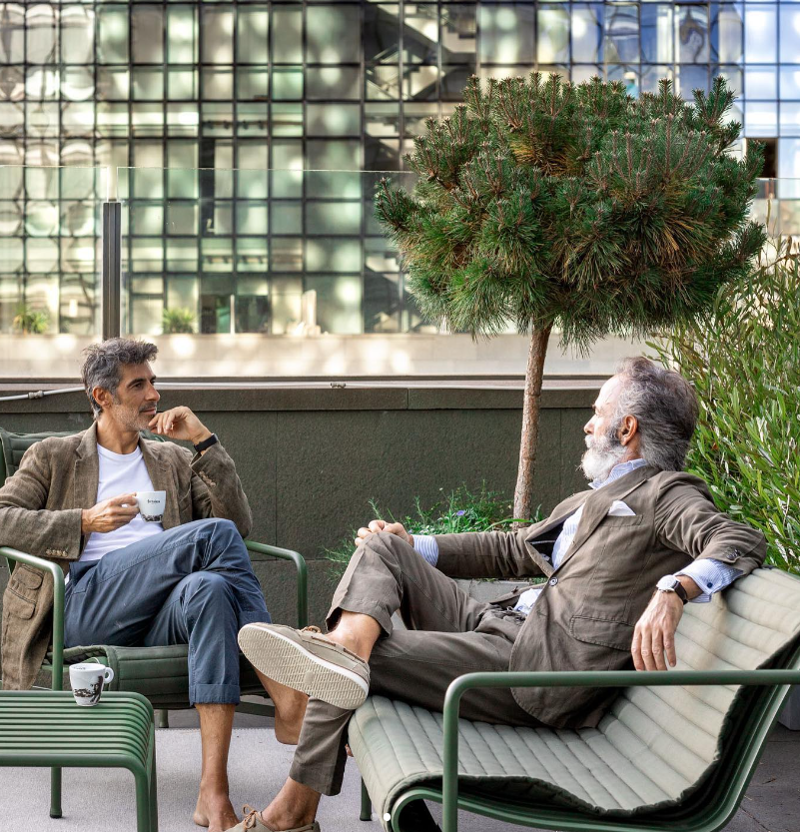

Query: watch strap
[193,433,218,453]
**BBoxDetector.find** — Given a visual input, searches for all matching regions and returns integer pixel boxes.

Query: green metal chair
[350,567,800,832]
[0,690,158,832]
[0,426,308,818]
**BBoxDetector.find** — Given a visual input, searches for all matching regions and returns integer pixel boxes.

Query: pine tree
[376,74,766,522]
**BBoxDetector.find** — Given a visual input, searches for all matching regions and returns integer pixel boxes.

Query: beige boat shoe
[238,623,370,710]
[223,805,321,832]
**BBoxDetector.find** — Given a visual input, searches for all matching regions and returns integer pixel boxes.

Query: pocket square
[608,500,636,517]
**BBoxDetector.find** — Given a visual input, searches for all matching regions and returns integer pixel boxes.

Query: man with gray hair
[0,338,298,832]
[228,357,766,832]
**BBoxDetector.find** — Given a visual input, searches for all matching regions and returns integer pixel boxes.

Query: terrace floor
[2,706,798,832]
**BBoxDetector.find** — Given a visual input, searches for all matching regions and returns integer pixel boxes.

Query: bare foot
[256,671,309,745]
[194,791,239,832]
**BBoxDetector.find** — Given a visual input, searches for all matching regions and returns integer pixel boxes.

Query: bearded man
[228,357,765,832]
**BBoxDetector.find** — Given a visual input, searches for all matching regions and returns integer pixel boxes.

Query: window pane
[237,8,269,64]
[132,6,164,64]
[605,4,639,63]
[272,9,302,64]
[26,5,57,65]
[307,68,361,100]
[539,7,570,64]
[307,6,361,63]
[98,7,129,64]
[712,5,743,65]
[780,9,800,64]
[168,70,198,101]
[676,6,709,65]
[745,7,777,64]
[780,103,800,137]
[61,7,95,65]
[307,104,361,137]
[745,67,777,99]
[168,6,198,64]
[237,69,269,101]
[306,275,362,335]
[441,5,476,64]
[479,5,535,64]
[744,101,777,136]
[202,9,233,64]
[572,5,604,64]
[365,4,400,63]
[780,67,800,100]
[641,5,672,64]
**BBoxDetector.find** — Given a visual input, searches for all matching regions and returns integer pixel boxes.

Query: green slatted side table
[0,690,158,832]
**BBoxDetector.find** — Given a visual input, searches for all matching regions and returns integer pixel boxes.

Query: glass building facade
[0,1,796,342]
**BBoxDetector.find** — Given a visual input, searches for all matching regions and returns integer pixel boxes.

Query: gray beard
[581,433,626,482]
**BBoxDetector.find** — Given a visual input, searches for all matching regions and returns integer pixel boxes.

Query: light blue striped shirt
[413,459,742,615]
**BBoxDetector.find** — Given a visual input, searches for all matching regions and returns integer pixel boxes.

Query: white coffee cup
[136,490,166,522]
[69,663,115,707]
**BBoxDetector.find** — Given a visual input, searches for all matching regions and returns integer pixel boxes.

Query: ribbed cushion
[348,567,800,827]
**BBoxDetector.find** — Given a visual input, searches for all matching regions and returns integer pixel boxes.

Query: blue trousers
[64,518,271,705]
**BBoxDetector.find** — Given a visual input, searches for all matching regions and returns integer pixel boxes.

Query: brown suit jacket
[0,423,252,690]
[434,464,767,728]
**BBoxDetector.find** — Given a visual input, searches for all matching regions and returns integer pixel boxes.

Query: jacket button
[549,577,558,586]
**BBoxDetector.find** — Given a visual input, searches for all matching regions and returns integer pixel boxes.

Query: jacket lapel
[139,438,180,529]
[554,464,657,573]
[524,491,591,575]
[73,423,100,510]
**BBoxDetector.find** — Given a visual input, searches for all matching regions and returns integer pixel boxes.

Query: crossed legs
[245,532,537,831]
[64,518,272,832]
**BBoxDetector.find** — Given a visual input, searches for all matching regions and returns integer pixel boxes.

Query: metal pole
[102,202,122,340]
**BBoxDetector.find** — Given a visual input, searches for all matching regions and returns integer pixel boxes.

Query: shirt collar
[590,458,648,490]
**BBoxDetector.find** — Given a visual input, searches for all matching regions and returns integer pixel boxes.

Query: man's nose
[583,419,593,434]
[147,386,160,402]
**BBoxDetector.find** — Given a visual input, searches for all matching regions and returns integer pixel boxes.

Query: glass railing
[0,168,797,379]
[116,168,419,339]
[0,166,107,378]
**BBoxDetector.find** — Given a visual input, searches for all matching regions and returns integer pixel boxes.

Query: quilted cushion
[348,567,800,827]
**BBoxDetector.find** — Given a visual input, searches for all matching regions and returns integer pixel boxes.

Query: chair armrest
[0,547,65,691]
[440,669,800,832]
[244,540,308,628]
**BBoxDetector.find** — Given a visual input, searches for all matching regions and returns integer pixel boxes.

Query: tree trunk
[513,324,552,524]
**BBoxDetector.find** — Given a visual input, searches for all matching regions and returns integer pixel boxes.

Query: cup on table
[136,490,166,522]
[69,663,114,707]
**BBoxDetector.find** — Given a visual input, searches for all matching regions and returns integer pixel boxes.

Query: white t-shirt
[79,444,164,564]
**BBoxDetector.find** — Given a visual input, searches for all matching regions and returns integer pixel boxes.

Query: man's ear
[619,414,638,446]
[92,386,112,414]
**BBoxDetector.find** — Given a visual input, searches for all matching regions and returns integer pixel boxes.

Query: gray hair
[613,357,699,472]
[81,338,159,418]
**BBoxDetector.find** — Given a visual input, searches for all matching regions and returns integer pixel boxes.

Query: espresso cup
[136,490,166,522]
[69,663,115,707]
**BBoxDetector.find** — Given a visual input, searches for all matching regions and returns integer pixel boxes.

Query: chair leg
[49,766,62,818]
[156,709,169,729]
[150,741,160,832]
[360,778,372,821]
[135,768,152,832]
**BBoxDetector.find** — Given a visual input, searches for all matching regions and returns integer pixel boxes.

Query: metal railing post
[102,201,122,340]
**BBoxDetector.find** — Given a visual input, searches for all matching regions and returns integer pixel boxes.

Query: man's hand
[81,493,139,535]
[631,590,684,671]
[354,519,412,548]
[148,406,212,446]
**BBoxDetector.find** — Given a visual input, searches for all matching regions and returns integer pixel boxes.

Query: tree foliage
[376,74,767,350]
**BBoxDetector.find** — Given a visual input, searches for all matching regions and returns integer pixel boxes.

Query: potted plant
[12,304,49,335]
[162,307,196,334]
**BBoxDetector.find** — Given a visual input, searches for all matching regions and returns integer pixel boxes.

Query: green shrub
[325,484,541,576]
[162,307,196,334]
[12,304,48,334]
[652,238,800,572]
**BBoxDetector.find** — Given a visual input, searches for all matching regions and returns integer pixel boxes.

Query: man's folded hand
[354,519,412,548]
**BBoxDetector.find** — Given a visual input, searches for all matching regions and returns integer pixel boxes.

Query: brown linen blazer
[0,423,252,691]
[434,464,767,729]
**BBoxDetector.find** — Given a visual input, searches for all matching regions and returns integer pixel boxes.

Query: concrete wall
[0,383,596,633]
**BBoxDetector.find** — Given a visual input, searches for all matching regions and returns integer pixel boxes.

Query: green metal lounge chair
[0,426,307,818]
[0,690,159,832]
[349,566,800,832]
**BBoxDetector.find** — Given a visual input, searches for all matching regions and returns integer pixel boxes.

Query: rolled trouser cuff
[326,597,394,638]
[190,682,241,705]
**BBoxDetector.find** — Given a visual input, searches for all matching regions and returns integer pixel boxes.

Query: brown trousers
[289,532,542,795]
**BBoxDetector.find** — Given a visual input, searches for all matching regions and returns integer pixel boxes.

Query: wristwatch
[193,433,218,454]
[656,575,689,605]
